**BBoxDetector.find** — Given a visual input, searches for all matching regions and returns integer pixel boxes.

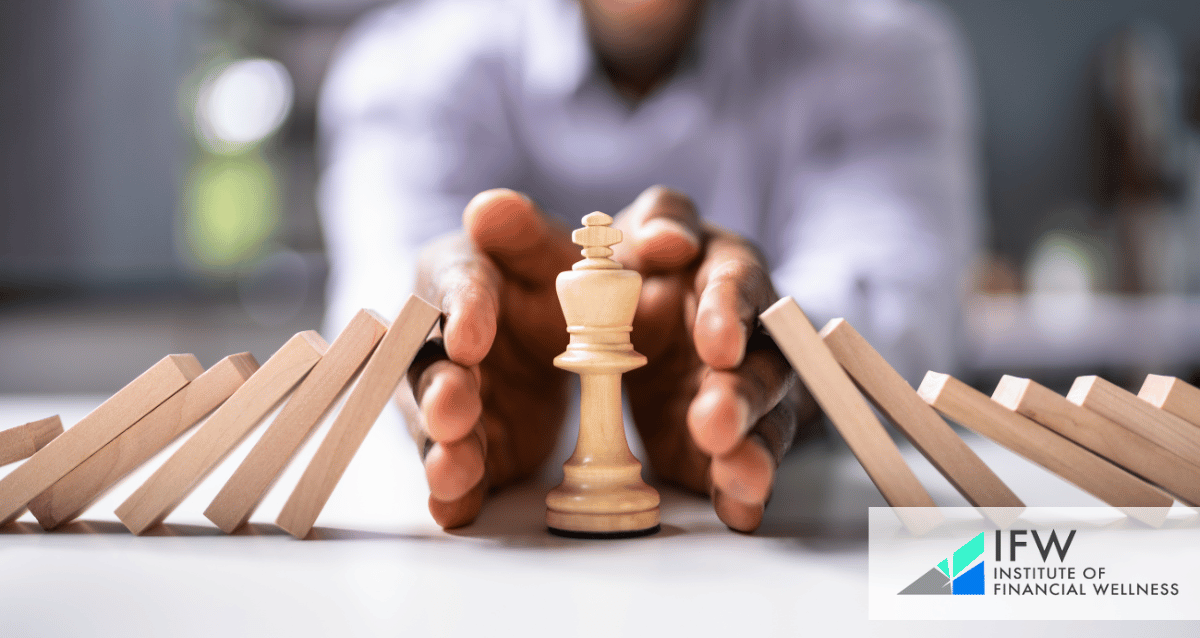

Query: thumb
[612,186,704,273]
[463,189,577,285]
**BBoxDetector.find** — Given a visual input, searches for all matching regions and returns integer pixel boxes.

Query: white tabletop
[1,395,1196,637]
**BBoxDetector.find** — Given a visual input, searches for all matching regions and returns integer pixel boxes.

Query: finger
[686,333,794,457]
[424,434,486,502]
[462,189,577,285]
[710,435,775,506]
[406,339,483,443]
[710,398,800,533]
[416,234,500,366]
[404,341,488,503]
[429,478,487,529]
[693,233,777,369]
[611,185,703,273]
[711,486,765,533]
[415,359,482,443]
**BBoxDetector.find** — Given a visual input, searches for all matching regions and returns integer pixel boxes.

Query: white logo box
[869,507,1200,620]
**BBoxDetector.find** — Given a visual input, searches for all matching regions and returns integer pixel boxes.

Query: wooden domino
[0,354,202,526]
[1068,375,1200,466]
[760,298,936,514]
[204,311,388,534]
[115,332,327,535]
[920,373,1172,526]
[28,354,259,529]
[0,416,63,468]
[995,376,1200,506]
[820,319,1024,523]
[276,295,440,539]
[1139,375,1200,428]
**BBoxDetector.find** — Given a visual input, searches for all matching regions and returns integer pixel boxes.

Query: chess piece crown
[554,212,647,372]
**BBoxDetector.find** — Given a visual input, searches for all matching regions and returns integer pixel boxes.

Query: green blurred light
[185,152,279,272]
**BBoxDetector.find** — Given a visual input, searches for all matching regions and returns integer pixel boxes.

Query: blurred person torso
[319,0,981,383]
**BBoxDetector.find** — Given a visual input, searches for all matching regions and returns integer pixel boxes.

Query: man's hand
[399,189,577,528]
[399,187,817,531]
[612,187,818,532]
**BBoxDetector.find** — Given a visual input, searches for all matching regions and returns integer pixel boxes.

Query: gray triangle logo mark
[899,567,952,595]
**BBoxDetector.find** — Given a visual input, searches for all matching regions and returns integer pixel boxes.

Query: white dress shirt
[318,0,981,383]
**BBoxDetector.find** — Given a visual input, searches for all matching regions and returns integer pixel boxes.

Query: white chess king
[546,212,661,538]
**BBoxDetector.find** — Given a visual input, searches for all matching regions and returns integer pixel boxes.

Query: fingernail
[640,218,700,249]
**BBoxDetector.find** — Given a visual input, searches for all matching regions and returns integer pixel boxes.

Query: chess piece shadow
[446,476,685,548]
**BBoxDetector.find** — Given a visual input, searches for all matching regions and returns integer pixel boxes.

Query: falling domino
[0,416,63,468]
[1139,375,1200,429]
[1068,376,1200,467]
[995,376,1200,507]
[919,373,1172,527]
[204,310,389,534]
[115,332,327,535]
[27,353,259,530]
[0,355,203,526]
[276,295,441,539]
[760,298,939,534]
[819,318,1024,526]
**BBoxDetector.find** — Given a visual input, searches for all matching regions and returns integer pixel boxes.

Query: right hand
[397,189,579,527]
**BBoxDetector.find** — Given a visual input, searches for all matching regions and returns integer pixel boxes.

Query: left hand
[611,186,820,532]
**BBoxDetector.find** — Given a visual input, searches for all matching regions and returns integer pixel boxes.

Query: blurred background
[2,0,1200,394]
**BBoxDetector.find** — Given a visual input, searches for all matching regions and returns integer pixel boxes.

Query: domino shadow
[0,518,449,542]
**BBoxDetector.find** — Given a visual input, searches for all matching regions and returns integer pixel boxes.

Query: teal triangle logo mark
[899,532,985,596]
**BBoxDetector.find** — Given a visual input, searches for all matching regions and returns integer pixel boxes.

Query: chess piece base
[545,507,660,537]
[548,523,660,540]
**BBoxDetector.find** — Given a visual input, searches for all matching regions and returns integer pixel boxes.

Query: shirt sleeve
[317,2,522,336]
[770,4,982,384]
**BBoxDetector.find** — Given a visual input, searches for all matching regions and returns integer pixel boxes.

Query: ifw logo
[899,532,985,596]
